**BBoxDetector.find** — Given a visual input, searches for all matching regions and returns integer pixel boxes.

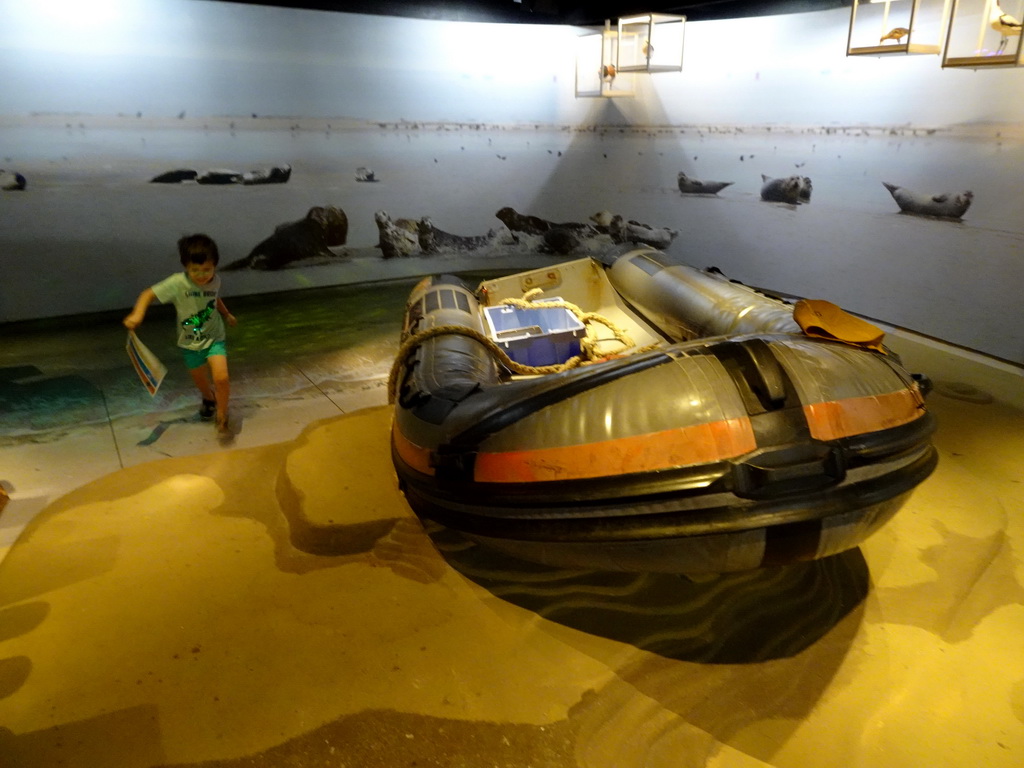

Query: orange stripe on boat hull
[804,388,924,441]
[474,418,756,483]
[393,428,435,476]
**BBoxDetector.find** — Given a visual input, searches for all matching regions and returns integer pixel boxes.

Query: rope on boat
[497,288,637,358]
[387,290,648,404]
[507,291,664,358]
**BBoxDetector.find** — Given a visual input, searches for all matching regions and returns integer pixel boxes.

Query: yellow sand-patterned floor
[1,386,1022,767]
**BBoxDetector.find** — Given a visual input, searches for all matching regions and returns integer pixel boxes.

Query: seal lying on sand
[242,165,291,185]
[0,170,26,190]
[150,169,198,183]
[494,207,596,236]
[677,172,733,195]
[882,182,973,220]
[151,165,291,184]
[223,206,348,271]
[417,217,506,253]
[760,174,806,204]
[609,215,678,249]
[196,169,243,185]
[375,211,420,259]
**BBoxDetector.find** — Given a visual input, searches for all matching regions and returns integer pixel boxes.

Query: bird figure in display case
[880,27,910,44]
[991,2,1023,53]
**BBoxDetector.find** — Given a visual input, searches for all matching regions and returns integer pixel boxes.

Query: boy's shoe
[199,399,216,420]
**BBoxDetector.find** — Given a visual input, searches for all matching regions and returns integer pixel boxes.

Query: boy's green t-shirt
[152,272,225,351]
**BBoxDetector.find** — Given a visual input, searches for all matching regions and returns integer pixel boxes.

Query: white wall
[0,0,577,124]
[4,2,1024,128]
[562,8,1024,126]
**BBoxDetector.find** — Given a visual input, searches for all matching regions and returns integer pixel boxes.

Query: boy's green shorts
[182,340,227,370]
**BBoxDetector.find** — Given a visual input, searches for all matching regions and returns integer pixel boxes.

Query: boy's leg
[207,354,230,429]
[188,364,215,402]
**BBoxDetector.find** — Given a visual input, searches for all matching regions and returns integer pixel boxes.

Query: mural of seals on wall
[882,182,973,220]
[149,165,291,185]
[677,172,733,195]
[374,211,420,259]
[222,206,348,271]
[417,217,511,253]
[1,170,28,190]
[760,173,812,204]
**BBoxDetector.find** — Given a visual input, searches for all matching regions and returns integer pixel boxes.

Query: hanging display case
[575,13,684,98]
[942,0,1024,67]
[575,27,636,98]
[615,13,685,73]
[847,0,950,55]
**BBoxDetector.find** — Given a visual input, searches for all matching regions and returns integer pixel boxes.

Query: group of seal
[676,170,813,204]
[374,212,512,259]
[497,207,678,253]
[371,207,679,260]
[218,176,974,275]
[222,205,347,271]
[150,164,292,185]
[684,168,970,220]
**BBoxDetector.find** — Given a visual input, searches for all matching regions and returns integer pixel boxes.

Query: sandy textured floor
[0,387,1022,767]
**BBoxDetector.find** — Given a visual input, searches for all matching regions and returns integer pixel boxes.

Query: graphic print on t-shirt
[181,300,216,343]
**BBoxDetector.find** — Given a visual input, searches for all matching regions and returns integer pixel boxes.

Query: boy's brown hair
[177,233,220,266]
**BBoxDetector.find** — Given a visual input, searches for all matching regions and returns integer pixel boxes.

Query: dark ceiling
[220,0,849,27]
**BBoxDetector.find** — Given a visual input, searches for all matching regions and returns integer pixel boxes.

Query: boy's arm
[123,288,157,329]
[217,297,237,327]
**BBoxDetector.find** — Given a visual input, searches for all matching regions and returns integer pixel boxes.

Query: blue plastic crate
[483,298,585,367]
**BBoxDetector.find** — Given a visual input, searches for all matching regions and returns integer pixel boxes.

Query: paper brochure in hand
[126,331,167,396]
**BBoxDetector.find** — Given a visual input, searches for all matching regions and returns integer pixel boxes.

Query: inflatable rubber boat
[390,247,936,573]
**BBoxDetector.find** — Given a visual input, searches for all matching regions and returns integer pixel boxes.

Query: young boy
[124,234,237,434]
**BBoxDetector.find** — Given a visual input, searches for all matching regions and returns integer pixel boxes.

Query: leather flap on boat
[793,299,885,353]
